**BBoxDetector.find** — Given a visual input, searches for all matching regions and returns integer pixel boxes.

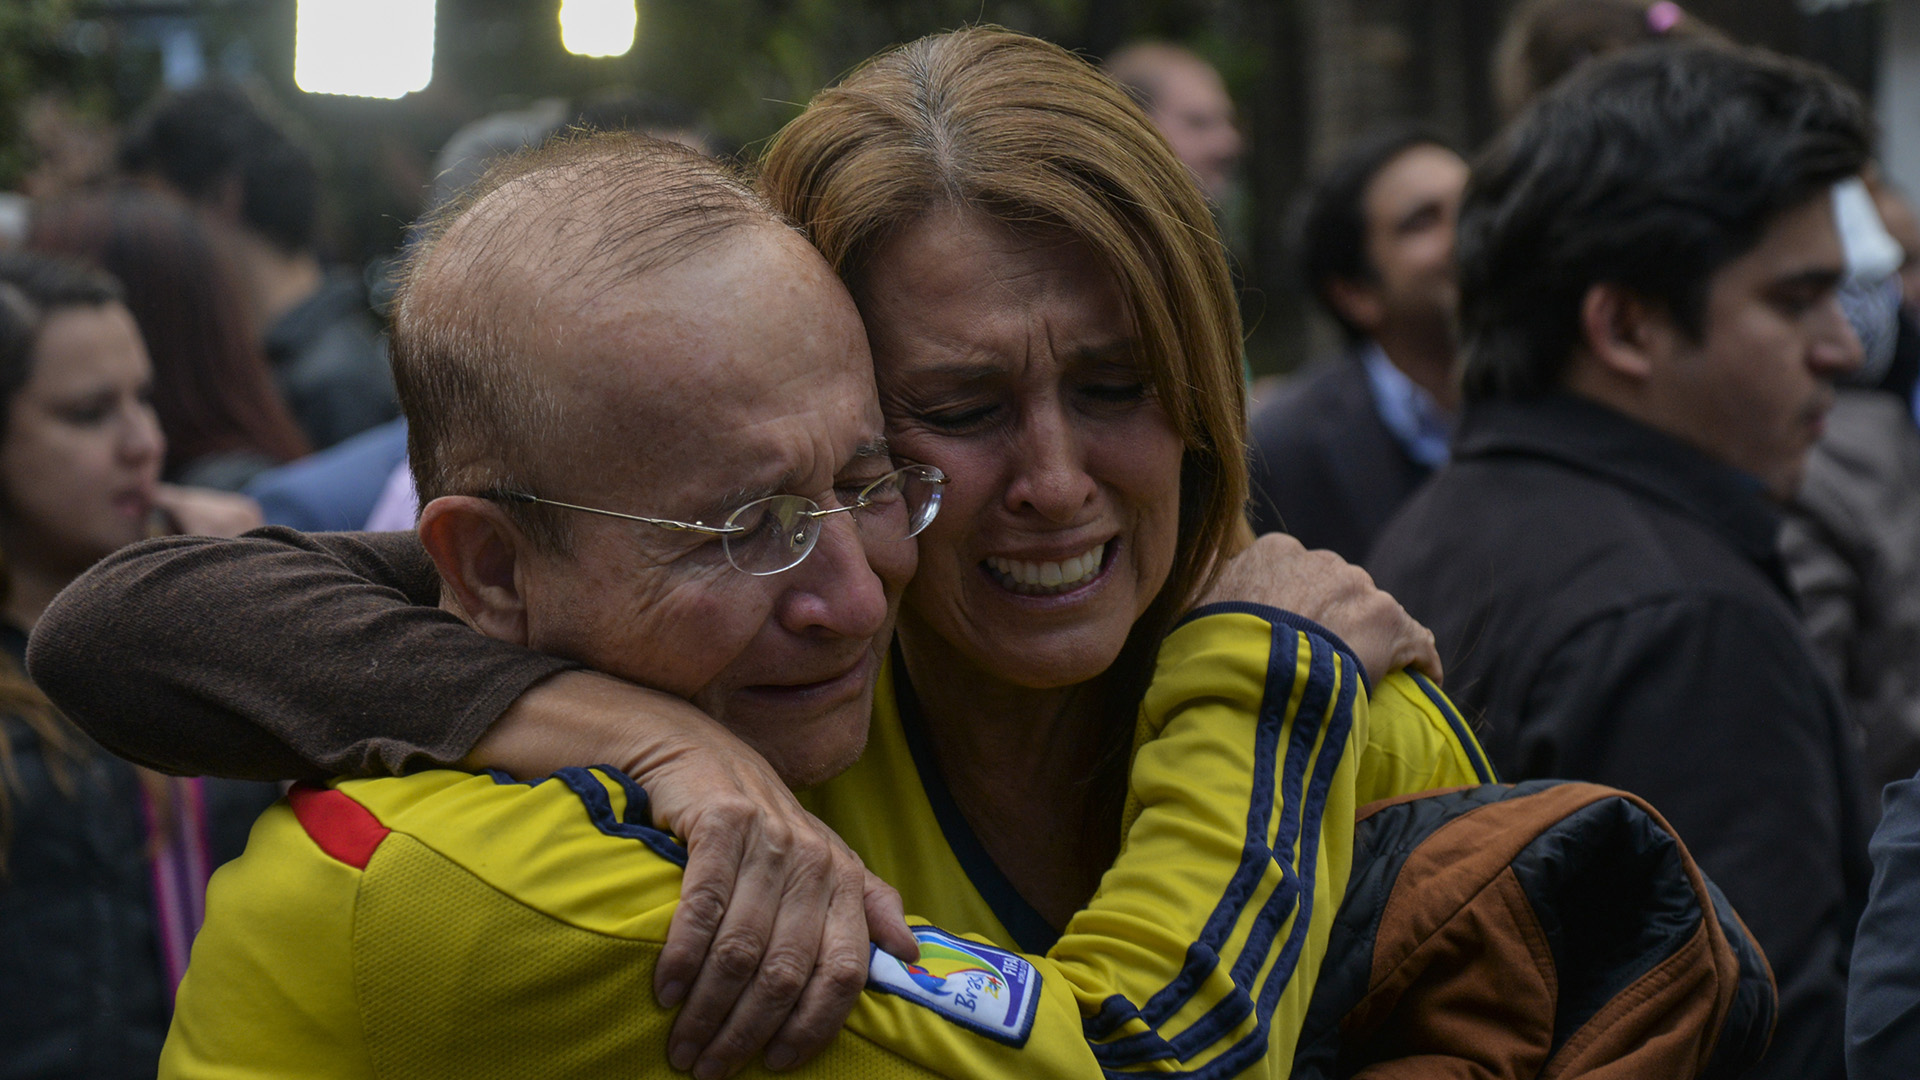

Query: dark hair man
[1368,45,1872,1080]
[120,82,398,450]
[1247,129,1468,562]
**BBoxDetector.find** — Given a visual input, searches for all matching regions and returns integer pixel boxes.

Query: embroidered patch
[867,926,1041,1048]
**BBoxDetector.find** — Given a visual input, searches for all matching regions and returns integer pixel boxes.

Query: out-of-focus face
[1871,182,1920,310]
[1647,194,1862,500]
[515,225,912,786]
[1148,57,1243,203]
[1353,143,1469,340]
[0,302,163,582]
[862,207,1184,691]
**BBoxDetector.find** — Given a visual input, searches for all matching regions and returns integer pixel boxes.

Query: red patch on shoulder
[288,782,390,869]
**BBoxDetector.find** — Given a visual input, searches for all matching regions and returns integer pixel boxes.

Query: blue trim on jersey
[892,647,1061,954]
[1087,626,1359,1076]
[1129,640,1359,1079]
[1176,601,1369,689]
[1083,621,1303,1048]
[1407,671,1495,783]
[483,766,690,868]
[1082,622,1367,1068]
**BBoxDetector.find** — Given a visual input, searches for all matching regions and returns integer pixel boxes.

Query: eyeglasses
[486,463,946,576]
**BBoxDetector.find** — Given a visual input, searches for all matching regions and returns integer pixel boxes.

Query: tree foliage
[0,0,82,187]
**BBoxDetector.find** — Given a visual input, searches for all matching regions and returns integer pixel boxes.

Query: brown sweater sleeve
[26,526,577,780]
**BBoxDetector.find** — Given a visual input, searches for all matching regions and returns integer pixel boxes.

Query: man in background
[1104,42,1242,205]
[1369,45,1872,1080]
[121,82,397,450]
[1247,129,1468,562]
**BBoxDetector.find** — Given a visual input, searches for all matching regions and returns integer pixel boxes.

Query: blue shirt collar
[1360,343,1454,469]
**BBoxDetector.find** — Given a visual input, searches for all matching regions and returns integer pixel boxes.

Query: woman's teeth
[984,544,1106,594]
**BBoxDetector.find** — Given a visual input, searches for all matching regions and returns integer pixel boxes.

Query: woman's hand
[463,670,917,1077]
[1199,532,1442,685]
[152,484,265,538]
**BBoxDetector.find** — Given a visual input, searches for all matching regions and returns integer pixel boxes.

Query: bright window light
[295,0,435,99]
[560,0,637,58]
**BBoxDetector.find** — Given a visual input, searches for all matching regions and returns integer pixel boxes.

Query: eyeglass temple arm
[491,491,745,536]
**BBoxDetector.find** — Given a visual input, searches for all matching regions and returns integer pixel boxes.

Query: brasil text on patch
[866,926,1041,1047]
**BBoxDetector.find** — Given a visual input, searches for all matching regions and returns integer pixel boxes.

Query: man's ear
[1578,282,1671,383]
[1325,278,1386,338]
[417,496,532,646]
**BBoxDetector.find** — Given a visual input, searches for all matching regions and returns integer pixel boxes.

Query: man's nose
[1815,292,1866,378]
[778,512,889,640]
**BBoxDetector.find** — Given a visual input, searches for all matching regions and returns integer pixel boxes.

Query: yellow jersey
[162,604,1489,1078]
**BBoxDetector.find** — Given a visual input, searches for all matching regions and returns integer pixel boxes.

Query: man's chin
[727,690,877,789]
[769,721,872,789]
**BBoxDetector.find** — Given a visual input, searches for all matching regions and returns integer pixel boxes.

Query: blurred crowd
[3,0,1920,1078]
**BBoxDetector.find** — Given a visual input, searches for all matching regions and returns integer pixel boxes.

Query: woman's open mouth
[982,541,1111,596]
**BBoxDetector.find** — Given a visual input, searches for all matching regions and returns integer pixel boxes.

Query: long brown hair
[760,26,1250,710]
[29,189,309,480]
[0,254,121,872]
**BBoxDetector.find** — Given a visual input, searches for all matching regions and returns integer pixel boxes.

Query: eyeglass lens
[722,466,943,576]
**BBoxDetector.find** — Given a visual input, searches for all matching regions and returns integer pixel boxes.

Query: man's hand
[1198,533,1441,685]
[464,670,917,1076]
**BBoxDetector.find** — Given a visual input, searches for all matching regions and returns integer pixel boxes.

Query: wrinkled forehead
[534,225,883,516]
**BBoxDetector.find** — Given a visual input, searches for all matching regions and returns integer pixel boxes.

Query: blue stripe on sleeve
[1087,622,1357,1073]
[1407,671,1495,783]
[1136,650,1359,1080]
[551,766,690,868]
[1084,620,1305,1057]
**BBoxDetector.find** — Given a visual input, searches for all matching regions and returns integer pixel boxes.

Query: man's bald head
[391,133,782,550]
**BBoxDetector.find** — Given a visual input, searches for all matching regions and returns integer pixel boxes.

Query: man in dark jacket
[1247,129,1467,562]
[1368,45,1873,1080]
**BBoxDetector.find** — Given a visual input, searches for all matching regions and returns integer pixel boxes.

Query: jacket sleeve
[1849,772,1920,1080]
[1519,595,1864,1080]
[1353,669,1496,803]
[26,526,574,780]
[1028,602,1367,1078]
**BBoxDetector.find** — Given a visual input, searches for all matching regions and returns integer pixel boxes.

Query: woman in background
[30,190,308,491]
[0,251,276,1080]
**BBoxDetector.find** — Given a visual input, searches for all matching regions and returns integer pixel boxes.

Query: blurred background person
[1492,0,1728,121]
[1779,175,1920,796]
[0,251,274,1080]
[1246,128,1468,562]
[29,189,309,490]
[118,82,396,451]
[1103,41,1242,205]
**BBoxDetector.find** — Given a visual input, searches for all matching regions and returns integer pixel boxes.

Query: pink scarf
[137,775,211,999]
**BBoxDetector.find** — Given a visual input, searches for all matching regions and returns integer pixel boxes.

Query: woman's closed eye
[1078,380,1150,406]
[54,392,119,427]
[911,401,1001,433]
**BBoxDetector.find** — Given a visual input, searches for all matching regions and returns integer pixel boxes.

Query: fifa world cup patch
[867,925,1041,1047]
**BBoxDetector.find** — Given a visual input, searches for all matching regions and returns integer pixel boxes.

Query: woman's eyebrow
[1068,338,1142,365]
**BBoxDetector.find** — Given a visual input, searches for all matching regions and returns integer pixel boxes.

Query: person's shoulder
[326,767,688,938]
[1250,354,1371,447]
[245,418,410,530]
[1373,445,1699,596]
